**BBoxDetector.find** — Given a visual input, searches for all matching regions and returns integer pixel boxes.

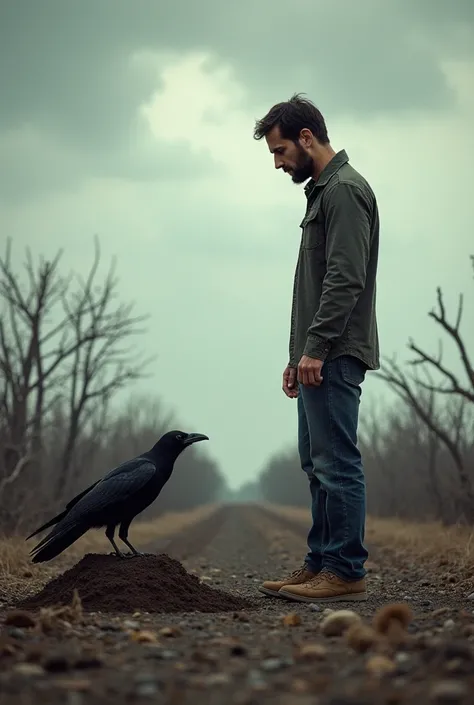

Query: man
[254,94,379,603]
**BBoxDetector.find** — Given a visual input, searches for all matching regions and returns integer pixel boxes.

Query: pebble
[282,612,301,627]
[430,680,468,703]
[204,673,231,686]
[296,643,327,661]
[123,620,140,630]
[7,627,27,640]
[135,682,159,697]
[260,657,293,671]
[467,593,474,601]
[247,669,268,690]
[134,672,160,697]
[309,603,321,612]
[145,647,179,660]
[443,619,455,629]
[13,663,45,677]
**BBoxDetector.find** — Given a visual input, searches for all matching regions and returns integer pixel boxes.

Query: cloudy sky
[1,0,473,489]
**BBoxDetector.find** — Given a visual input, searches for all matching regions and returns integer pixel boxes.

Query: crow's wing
[65,479,101,510]
[26,478,102,540]
[66,458,156,521]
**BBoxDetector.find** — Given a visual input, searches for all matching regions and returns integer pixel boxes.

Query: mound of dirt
[18,553,252,613]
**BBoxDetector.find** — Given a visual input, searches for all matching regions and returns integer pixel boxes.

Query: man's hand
[297,355,323,386]
[282,365,298,398]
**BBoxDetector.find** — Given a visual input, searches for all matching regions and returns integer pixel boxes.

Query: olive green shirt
[289,149,380,370]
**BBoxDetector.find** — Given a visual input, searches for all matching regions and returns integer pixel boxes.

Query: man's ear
[298,128,313,149]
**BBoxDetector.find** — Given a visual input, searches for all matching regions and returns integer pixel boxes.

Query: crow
[26,430,209,563]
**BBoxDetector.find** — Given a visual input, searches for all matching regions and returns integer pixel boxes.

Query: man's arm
[303,182,372,361]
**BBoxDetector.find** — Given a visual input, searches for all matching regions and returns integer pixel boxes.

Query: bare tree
[0,237,151,511]
[375,358,474,520]
[407,255,474,404]
[373,256,474,521]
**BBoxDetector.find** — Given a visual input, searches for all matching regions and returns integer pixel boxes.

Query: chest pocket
[299,198,326,254]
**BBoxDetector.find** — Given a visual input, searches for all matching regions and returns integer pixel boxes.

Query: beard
[291,146,314,184]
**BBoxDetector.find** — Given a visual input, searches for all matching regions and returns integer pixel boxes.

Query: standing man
[254,94,379,603]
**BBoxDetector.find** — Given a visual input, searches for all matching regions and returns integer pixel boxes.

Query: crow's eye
[176,434,183,440]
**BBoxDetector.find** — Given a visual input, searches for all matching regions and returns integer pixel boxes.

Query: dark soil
[18,552,252,613]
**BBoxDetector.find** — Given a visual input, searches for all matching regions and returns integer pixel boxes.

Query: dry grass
[264,503,474,576]
[0,504,218,605]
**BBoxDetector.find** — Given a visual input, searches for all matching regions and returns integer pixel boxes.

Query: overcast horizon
[1,1,473,490]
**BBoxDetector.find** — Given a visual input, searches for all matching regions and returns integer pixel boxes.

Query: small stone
[4,610,36,628]
[233,612,250,622]
[159,626,181,638]
[123,620,140,630]
[295,643,327,661]
[0,641,17,657]
[467,593,474,601]
[145,647,179,660]
[131,630,158,644]
[99,622,121,632]
[247,669,268,690]
[7,627,27,640]
[366,655,396,678]
[321,608,334,618]
[443,620,455,629]
[321,610,362,637]
[291,678,311,693]
[204,673,231,686]
[430,680,468,703]
[13,663,45,676]
[395,652,412,674]
[260,657,292,671]
[282,612,302,627]
[309,603,321,612]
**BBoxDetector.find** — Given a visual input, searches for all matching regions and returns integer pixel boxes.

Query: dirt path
[1,504,474,704]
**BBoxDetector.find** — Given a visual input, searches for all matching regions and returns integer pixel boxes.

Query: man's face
[265,126,314,184]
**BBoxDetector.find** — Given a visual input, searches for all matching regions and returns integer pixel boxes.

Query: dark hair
[253,93,329,144]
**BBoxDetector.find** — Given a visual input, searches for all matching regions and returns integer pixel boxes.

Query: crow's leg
[118,520,145,557]
[105,524,127,558]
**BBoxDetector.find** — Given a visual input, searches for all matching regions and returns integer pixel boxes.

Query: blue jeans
[298,354,368,581]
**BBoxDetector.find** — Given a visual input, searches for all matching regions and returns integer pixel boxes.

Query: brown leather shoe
[258,565,319,598]
[279,569,367,603]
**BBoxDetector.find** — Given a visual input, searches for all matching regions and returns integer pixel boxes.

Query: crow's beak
[183,433,209,446]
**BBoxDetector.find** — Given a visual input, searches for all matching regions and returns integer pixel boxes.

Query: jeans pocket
[340,355,367,387]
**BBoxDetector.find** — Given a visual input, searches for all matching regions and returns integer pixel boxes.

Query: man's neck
[311,145,337,181]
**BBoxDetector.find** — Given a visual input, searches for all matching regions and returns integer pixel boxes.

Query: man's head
[253,93,330,184]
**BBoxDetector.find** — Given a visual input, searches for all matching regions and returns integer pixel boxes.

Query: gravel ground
[1,503,474,704]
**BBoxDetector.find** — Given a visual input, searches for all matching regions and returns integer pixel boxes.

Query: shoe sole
[278,590,367,603]
[257,586,289,599]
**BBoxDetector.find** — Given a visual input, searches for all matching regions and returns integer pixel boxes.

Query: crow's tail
[25,510,68,541]
[30,521,88,563]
